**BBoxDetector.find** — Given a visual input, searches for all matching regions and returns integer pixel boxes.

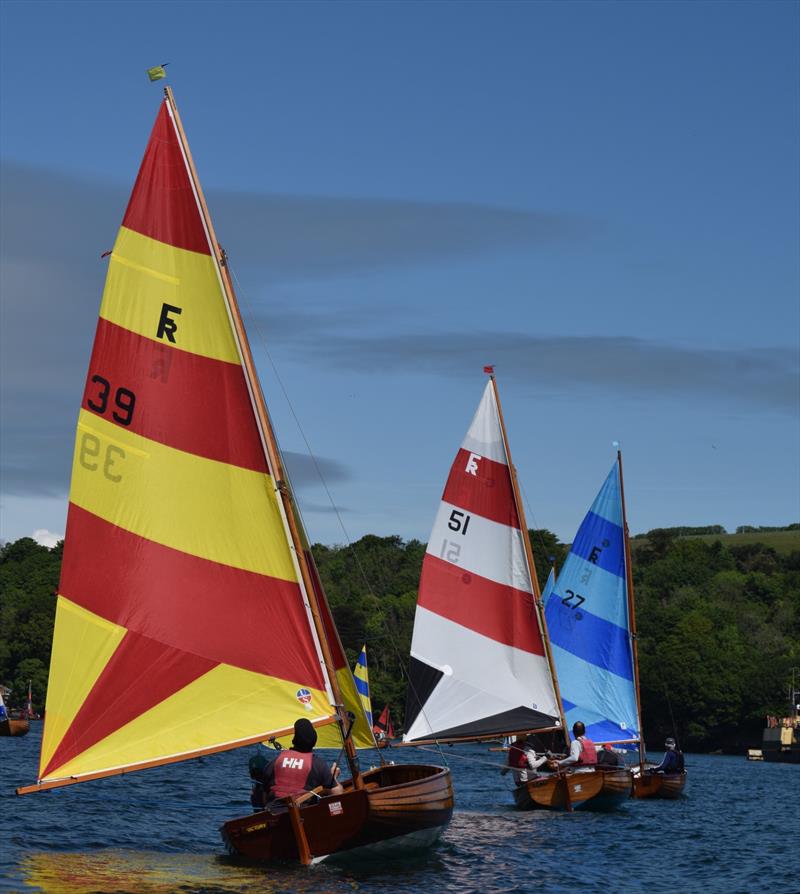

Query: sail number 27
[561,589,586,609]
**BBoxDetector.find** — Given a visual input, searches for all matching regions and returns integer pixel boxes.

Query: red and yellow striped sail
[36,99,338,787]
[304,558,375,749]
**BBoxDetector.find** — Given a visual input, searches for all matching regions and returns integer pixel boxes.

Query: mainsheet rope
[228,264,449,768]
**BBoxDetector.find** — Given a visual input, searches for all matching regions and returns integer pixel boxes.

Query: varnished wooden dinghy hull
[0,718,30,737]
[514,767,632,811]
[221,763,453,862]
[632,771,686,799]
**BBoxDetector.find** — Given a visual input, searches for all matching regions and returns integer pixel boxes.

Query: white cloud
[32,529,63,548]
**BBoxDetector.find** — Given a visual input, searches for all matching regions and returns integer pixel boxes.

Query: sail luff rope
[517,477,562,586]
[227,264,448,766]
[618,449,646,766]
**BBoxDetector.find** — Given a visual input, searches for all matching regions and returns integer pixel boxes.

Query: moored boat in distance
[16,82,452,865]
[373,704,395,749]
[751,670,800,764]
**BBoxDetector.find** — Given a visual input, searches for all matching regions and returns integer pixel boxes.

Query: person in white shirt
[549,721,598,774]
[504,734,551,785]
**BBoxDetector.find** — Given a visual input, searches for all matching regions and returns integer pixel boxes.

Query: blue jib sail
[544,463,640,746]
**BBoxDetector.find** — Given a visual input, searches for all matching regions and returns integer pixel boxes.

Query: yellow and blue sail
[544,463,640,746]
[353,645,372,729]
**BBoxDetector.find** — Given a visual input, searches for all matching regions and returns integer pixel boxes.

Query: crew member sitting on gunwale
[250,718,344,809]
[550,721,598,774]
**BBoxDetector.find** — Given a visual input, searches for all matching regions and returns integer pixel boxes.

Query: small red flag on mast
[483,365,495,374]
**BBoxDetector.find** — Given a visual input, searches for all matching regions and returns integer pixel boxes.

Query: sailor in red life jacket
[256,718,344,808]
[550,721,598,774]
[503,734,550,785]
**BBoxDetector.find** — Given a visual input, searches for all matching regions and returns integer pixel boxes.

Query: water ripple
[2,727,797,893]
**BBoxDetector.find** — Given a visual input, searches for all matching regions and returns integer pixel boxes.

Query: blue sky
[1,0,798,549]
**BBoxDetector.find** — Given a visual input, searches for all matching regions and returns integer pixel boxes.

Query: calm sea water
[1,724,797,894]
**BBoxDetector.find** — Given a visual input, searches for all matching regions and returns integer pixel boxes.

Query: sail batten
[404,381,560,742]
[544,463,641,746]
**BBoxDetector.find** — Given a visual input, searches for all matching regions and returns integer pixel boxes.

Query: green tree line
[1,530,797,751]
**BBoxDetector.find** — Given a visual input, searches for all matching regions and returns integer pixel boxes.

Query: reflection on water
[21,850,359,894]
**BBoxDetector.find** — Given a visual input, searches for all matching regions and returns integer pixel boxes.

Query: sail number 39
[79,433,125,483]
[86,375,136,426]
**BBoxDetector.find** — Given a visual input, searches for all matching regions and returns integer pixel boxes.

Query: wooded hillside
[1,527,797,752]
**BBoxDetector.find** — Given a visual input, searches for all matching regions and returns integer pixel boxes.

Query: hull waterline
[221,763,453,863]
[632,771,687,799]
[513,767,632,811]
[0,719,30,737]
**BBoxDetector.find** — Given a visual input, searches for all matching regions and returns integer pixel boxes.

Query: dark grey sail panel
[426,706,558,741]
[404,656,444,733]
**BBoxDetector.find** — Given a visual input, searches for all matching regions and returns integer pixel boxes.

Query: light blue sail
[544,463,640,746]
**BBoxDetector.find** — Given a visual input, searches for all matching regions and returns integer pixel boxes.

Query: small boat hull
[514,767,632,811]
[632,771,687,799]
[0,718,30,737]
[221,763,453,862]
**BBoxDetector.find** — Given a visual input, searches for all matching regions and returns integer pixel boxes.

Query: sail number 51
[447,509,471,534]
[440,509,472,564]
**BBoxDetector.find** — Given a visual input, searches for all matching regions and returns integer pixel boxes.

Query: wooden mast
[164,87,363,789]
[617,448,646,767]
[488,372,570,749]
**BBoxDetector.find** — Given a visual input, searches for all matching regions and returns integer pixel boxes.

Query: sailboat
[16,86,453,864]
[543,452,686,799]
[353,644,373,734]
[1,689,29,737]
[373,704,395,749]
[402,371,628,809]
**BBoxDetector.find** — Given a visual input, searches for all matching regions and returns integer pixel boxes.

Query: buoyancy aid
[577,736,598,765]
[270,749,313,799]
[508,744,529,769]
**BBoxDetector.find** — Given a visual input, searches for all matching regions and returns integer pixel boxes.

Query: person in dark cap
[250,718,344,809]
[649,736,684,774]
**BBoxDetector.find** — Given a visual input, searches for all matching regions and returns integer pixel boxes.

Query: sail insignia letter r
[157,303,183,343]
[465,452,481,476]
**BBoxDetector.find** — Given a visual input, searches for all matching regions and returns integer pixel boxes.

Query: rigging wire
[518,477,562,588]
[662,681,680,749]
[228,264,448,768]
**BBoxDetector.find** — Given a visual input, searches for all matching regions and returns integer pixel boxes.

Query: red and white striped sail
[404,381,560,741]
